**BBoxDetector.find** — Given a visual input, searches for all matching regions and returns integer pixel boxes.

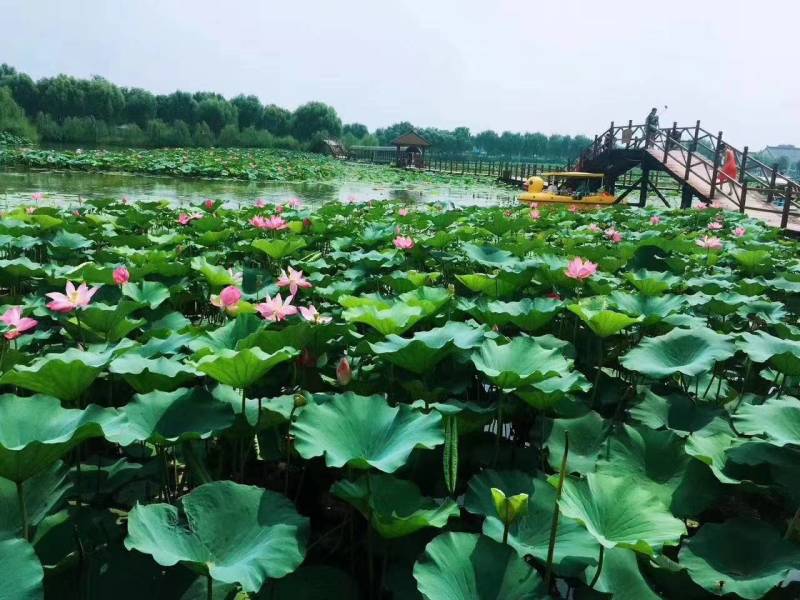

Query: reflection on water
[0,169,517,209]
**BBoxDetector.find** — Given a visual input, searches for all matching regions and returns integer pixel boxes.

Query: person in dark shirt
[645,108,659,148]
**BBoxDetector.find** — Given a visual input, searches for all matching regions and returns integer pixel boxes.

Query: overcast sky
[2,0,798,148]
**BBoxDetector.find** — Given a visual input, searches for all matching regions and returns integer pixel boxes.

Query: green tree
[193,121,214,147]
[217,123,241,146]
[38,75,85,120]
[156,91,199,125]
[84,76,124,122]
[291,101,341,142]
[197,97,238,134]
[123,88,157,127]
[375,121,414,145]
[475,130,500,154]
[343,123,369,138]
[231,95,263,129]
[261,104,291,136]
[0,87,38,141]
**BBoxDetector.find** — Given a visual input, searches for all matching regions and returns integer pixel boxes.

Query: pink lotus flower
[256,294,298,322]
[178,213,192,226]
[604,228,622,244]
[569,204,578,213]
[393,236,415,250]
[277,267,312,296]
[31,192,43,202]
[336,356,352,385]
[204,199,215,210]
[733,226,746,237]
[46,281,100,313]
[565,257,598,281]
[122,196,129,205]
[287,198,302,209]
[113,266,130,286]
[587,223,601,233]
[696,236,723,250]
[695,203,709,211]
[299,305,332,325]
[650,215,661,225]
[263,216,288,231]
[711,200,723,209]
[211,286,242,312]
[250,216,268,230]
[1,306,38,341]
[708,221,723,231]
[398,208,409,217]
[275,204,285,214]
[26,207,35,215]
[255,198,266,208]
[530,202,539,208]
[530,209,540,221]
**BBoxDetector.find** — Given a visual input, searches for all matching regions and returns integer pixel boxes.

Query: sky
[1,0,798,148]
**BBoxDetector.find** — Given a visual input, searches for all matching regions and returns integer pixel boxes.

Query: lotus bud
[293,394,307,408]
[491,487,529,527]
[336,356,352,385]
[447,283,455,296]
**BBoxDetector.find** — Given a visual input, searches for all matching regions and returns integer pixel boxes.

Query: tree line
[0,64,590,160]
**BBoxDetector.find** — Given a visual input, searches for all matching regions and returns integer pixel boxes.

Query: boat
[519,172,616,206]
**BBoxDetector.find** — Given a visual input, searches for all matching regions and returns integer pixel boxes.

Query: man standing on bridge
[645,107,659,148]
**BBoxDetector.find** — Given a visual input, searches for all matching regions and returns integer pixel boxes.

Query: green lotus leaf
[456,272,532,298]
[628,388,722,436]
[736,331,800,375]
[471,337,570,391]
[121,281,171,309]
[292,392,443,472]
[109,355,199,393]
[106,387,235,446]
[558,473,687,554]
[398,286,452,316]
[620,327,735,378]
[679,518,800,599]
[343,303,424,336]
[252,237,307,259]
[240,320,351,357]
[624,269,681,296]
[0,461,70,541]
[413,532,547,600]
[515,370,592,409]
[0,538,43,600]
[731,248,772,274]
[464,470,598,576]
[736,300,787,324]
[190,313,265,352]
[458,297,562,332]
[567,297,643,338]
[588,547,661,600]
[684,418,743,484]
[76,302,145,342]
[596,424,720,517]
[331,473,459,538]
[543,411,608,473]
[733,396,800,447]
[369,321,486,374]
[609,292,686,325]
[194,346,299,389]
[189,256,240,287]
[125,481,308,592]
[0,395,120,482]
[461,243,522,271]
[0,348,113,404]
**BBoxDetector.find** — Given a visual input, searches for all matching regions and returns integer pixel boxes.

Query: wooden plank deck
[647,149,800,231]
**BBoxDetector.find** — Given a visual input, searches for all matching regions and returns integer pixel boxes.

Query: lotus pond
[0,197,800,599]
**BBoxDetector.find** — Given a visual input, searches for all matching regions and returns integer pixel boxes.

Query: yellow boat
[519,172,616,206]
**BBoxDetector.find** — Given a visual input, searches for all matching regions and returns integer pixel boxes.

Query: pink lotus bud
[336,356,352,385]
[113,267,130,286]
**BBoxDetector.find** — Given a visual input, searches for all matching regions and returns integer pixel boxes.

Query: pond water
[0,169,518,210]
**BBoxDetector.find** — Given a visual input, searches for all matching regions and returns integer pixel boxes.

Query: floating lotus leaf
[567,297,643,338]
[292,392,443,472]
[0,395,119,482]
[0,348,112,404]
[679,518,800,599]
[461,243,522,271]
[464,470,597,576]
[736,331,800,376]
[456,272,532,298]
[121,281,171,309]
[457,297,562,332]
[125,481,308,592]
[331,473,459,538]
[733,396,800,447]
[369,321,486,374]
[558,473,687,554]
[194,346,298,389]
[471,336,570,391]
[109,354,199,393]
[413,532,547,600]
[106,387,235,446]
[252,237,307,259]
[620,327,735,378]
[624,269,681,296]
[0,538,43,600]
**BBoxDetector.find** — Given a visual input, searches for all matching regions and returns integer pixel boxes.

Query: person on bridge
[717,145,739,189]
[645,108,659,148]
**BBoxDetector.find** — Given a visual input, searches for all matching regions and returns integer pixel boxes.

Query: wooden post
[709,131,723,199]
[592,135,598,159]
[780,183,793,229]
[625,119,633,149]
[740,181,748,213]
[767,163,779,205]
[663,121,677,162]
[609,122,614,152]
[683,121,700,183]
[639,165,650,207]
[680,184,693,209]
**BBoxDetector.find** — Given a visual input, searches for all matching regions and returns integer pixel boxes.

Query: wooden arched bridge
[574,121,800,232]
